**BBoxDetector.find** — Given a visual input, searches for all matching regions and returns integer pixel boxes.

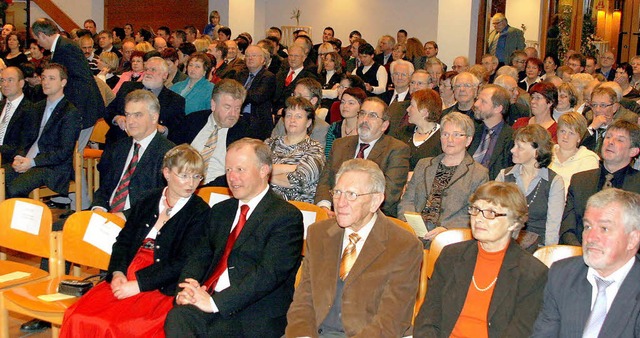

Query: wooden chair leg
[0,295,9,338]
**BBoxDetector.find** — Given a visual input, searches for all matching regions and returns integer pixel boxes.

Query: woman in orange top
[413,181,548,337]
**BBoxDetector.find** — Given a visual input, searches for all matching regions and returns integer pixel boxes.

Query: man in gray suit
[486,13,525,64]
[532,188,640,337]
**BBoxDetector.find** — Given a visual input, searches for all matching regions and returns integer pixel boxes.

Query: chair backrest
[288,201,329,239]
[0,152,4,202]
[533,244,583,268]
[196,186,233,206]
[61,211,126,270]
[90,118,110,144]
[387,217,417,236]
[426,228,473,278]
[0,198,53,258]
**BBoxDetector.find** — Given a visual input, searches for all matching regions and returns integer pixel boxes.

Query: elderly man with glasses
[315,97,410,218]
[486,13,525,64]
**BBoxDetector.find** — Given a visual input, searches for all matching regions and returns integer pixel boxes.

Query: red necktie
[110,143,140,212]
[284,70,295,86]
[204,204,250,293]
[356,143,370,159]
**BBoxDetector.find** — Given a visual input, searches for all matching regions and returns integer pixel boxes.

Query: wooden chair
[0,210,125,338]
[0,153,4,203]
[533,244,583,268]
[388,217,416,235]
[84,118,110,201]
[196,186,233,206]
[425,228,473,279]
[0,198,58,290]
[30,143,83,212]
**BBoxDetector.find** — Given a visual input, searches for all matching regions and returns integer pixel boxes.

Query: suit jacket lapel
[488,242,519,319]
[344,212,387,287]
[317,221,343,308]
[488,126,510,168]
[233,189,273,249]
[451,243,477,312]
[600,258,640,337]
[446,154,473,189]
[41,98,64,134]
[366,135,387,162]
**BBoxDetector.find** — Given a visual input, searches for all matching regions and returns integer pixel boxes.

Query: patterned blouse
[265,136,326,203]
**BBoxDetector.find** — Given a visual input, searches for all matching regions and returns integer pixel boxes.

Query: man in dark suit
[373,35,395,67]
[387,70,430,139]
[95,30,122,59]
[560,120,640,245]
[287,159,422,337]
[31,18,104,150]
[582,86,638,153]
[3,63,81,198]
[378,59,413,105]
[0,67,37,165]
[274,44,318,115]
[486,13,525,64]
[468,84,514,179]
[91,90,175,213]
[165,138,304,337]
[234,45,276,140]
[105,57,185,145]
[442,72,480,121]
[171,79,252,187]
[599,51,616,81]
[316,97,410,217]
[219,40,246,78]
[533,188,640,337]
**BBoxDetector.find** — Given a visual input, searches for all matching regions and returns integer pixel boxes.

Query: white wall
[506,0,543,45]
[437,0,480,65]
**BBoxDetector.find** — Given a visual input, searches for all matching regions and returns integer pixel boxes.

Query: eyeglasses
[331,189,379,201]
[453,83,476,89]
[392,72,409,78]
[468,206,507,220]
[441,132,467,138]
[172,171,204,182]
[357,111,384,120]
[590,102,615,109]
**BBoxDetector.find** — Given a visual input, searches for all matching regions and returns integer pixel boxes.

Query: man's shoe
[45,200,70,210]
[20,319,51,332]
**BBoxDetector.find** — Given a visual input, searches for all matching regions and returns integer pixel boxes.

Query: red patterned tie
[204,204,250,293]
[284,70,295,86]
[110,143,141,212]
[356,143,370,159]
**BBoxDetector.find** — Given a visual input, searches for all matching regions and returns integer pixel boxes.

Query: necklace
[164,189,175,216]
[343,122,356,136]
[526,179,542,208]
[472,275,497,292]
[415,124,438,136]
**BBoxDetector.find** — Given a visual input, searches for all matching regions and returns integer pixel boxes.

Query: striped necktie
[339,233,361,280]
[110,142,141,212]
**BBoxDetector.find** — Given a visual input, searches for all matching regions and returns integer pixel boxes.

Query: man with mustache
[315,97,409,217]
[533,188,640,337]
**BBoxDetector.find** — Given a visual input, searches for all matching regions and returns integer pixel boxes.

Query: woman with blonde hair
[96,51,121,89]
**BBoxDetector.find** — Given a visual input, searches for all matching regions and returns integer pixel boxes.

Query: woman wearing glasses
[60,144,210,337]
[399,112,488,246]
[414,181,548,337]
[497,124,565,247]
[265,96,325,203]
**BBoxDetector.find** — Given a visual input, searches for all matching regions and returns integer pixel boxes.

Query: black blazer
[467,122,514,180]
[274,68,318,112]
[105,82,185,145]
[235,67,276,140]
[178,189,304,336]
[51,36,105,129]
[91,132,175,211]
[106,189,210,296]
[414,240,548,338]
[560,167,640,245]
[29,97,81,193]
[378,90,411,106]
[0,98,38,164]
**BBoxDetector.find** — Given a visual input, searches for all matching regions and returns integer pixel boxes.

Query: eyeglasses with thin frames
[331,189,379,201]
[172,171,204,182]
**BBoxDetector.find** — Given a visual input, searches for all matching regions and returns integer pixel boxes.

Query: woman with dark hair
[135,28,153,43]
[325,87,367,157]
[59,144,210,337]
[414,181,548,338]
[513,82,558,142]
[161,47,187,88]
[397,89,444,170]
[171,52,214,114]
[439,70,457,109]
[614,62,640,101]
[518,57,543,91]
[177,42,197,73]
[112,50,145,94]
[327,74,366,123]
[541,54,560,79]
[124,23,134,40]
[497,124,565,246]
[2,32,27,68]
[319,51,343,109]
[399,112,488,245]
[265,96,325,203]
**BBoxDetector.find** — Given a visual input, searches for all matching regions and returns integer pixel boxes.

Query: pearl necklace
[472,275,497,292]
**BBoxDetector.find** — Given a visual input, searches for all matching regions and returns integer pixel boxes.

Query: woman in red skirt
[60,144,210,337]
